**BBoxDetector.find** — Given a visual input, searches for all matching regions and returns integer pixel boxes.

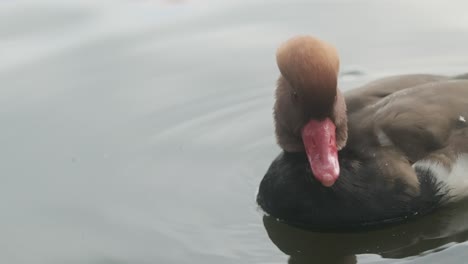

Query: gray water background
[2,1,468,263]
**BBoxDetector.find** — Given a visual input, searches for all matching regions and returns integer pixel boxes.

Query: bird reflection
[262,201,468,264]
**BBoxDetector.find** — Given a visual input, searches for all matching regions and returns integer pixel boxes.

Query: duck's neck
[331,89,348,150]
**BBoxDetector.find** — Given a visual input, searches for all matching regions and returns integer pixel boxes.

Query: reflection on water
[1,0,468,263]
[263,201,468,264]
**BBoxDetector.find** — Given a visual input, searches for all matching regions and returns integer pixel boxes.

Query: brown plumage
[276,36,339,119]
[258,35,468,229]
[274,36,347,153]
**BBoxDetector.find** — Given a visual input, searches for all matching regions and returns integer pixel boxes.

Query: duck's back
[344,74,468,201]
[345,74,447,113]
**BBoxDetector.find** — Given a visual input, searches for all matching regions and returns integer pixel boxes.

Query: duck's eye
[291,91,298,100]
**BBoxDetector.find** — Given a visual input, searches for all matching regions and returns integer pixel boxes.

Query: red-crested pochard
[256,35,468,230]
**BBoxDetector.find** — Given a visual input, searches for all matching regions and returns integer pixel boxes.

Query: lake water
[2,1,468,263]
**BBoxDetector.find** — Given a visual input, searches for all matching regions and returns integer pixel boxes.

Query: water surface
[2,1,468,263]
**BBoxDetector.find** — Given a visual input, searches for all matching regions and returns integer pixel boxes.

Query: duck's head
[274,35,348,187]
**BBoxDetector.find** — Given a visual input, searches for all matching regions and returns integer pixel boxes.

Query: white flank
[459,115,466,123]
[413,154,468,201]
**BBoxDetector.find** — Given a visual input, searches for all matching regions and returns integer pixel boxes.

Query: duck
[256,35,468,230]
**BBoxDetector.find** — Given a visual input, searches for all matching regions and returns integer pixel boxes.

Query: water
[2,1,468,263]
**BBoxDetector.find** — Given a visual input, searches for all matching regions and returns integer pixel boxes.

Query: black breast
[256,151,447,230]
